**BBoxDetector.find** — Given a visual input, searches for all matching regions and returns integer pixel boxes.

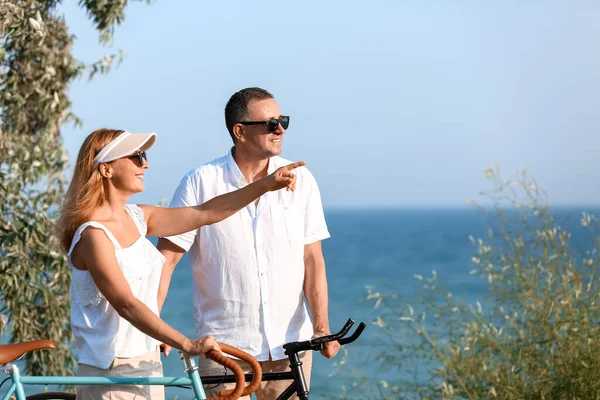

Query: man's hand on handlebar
[159,343,172,356]
[312,330,341,359]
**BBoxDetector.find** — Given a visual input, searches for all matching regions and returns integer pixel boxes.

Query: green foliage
[78,0,154,45]
[341,168,600,399]
[0,0,148,376]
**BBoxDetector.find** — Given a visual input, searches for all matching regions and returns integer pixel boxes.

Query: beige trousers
[197,351,312,400]
[76,347,164,400]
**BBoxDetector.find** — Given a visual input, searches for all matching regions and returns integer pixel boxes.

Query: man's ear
[233,124,245,143]
[99,163,112,178]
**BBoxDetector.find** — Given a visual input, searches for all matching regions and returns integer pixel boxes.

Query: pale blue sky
[60,0,600,208]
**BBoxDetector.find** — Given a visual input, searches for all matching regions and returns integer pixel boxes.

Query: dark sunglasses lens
[136,151,147,165]
[280,116,289,130]
[267,119,279,132]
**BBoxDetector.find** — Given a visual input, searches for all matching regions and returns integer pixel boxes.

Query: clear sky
[60,0,600,208]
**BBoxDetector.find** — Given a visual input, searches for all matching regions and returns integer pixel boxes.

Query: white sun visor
[93,131,156,169]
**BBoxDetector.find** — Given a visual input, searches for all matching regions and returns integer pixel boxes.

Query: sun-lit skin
[80,152,152,243]
[235,98,285,160]
[230,98,288,185]
[106,152,149,195]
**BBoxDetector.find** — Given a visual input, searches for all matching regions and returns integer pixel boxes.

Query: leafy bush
[339,168,600,399]
[0,0,148,376]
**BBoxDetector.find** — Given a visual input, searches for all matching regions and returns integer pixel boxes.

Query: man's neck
[232,148,270,184]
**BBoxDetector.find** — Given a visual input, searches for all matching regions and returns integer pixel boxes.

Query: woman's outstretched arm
[141,161,305,237]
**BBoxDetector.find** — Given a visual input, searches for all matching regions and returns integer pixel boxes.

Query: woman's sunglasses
[126,151,147,166]
[239,116,290,132]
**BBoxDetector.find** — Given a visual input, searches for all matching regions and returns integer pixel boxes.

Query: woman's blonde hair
[59,128,124,252]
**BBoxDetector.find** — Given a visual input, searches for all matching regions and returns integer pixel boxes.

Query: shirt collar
[226,147,245,187]
[227,147,277,188]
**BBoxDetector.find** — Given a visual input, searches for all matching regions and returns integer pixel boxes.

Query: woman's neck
[93,192,131,223]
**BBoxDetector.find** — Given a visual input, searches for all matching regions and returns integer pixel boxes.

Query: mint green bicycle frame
[2,319,366,400]
[1,352,207,400]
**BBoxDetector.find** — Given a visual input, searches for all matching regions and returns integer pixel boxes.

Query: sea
[5,207,598,399]
[157,207,597,399]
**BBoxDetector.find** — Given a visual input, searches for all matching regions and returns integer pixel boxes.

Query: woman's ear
[99,163,112,178]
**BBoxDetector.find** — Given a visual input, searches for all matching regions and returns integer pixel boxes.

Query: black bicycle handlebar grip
[338,322,367,345]
[283,318,367,355]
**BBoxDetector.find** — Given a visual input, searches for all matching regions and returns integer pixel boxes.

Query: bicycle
[1,318,365,400]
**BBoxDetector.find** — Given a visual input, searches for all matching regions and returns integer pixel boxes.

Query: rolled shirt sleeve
[303,169,330,245]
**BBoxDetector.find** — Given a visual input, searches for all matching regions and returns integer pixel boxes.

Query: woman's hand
[184,335,221,356]
[264,161,306,192]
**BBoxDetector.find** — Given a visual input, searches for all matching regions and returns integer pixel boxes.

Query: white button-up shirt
[164,149,330,361]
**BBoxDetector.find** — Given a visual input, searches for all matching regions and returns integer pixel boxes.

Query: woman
[59,128,304,399]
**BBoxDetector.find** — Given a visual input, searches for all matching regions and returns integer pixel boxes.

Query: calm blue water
[158,207,597,399]
[6,207,597,399]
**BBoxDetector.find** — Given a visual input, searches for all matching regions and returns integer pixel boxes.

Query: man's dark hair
[225,87,274,143]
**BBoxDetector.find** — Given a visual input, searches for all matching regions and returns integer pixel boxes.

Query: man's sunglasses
[239,116,290,132]
[127,151,147,166]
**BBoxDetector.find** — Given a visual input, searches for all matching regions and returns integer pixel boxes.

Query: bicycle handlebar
[202,318,365,398]
[4,319,363,400]
[282,318,367,355]
[210,343,262,399]
[338,321,366,345]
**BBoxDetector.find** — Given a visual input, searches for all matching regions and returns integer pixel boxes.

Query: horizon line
[322,204,600,210]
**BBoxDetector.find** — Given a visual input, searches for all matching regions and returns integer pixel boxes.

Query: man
[157,87,339,399]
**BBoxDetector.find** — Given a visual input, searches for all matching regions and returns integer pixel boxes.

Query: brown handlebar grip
[205,348,245,400]
[217,343,263,397]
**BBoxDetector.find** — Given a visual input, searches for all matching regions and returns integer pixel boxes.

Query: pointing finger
[283,161,306,171]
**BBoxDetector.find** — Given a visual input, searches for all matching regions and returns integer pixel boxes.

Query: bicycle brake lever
[283,318,362,355]
[310,319,355,345]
